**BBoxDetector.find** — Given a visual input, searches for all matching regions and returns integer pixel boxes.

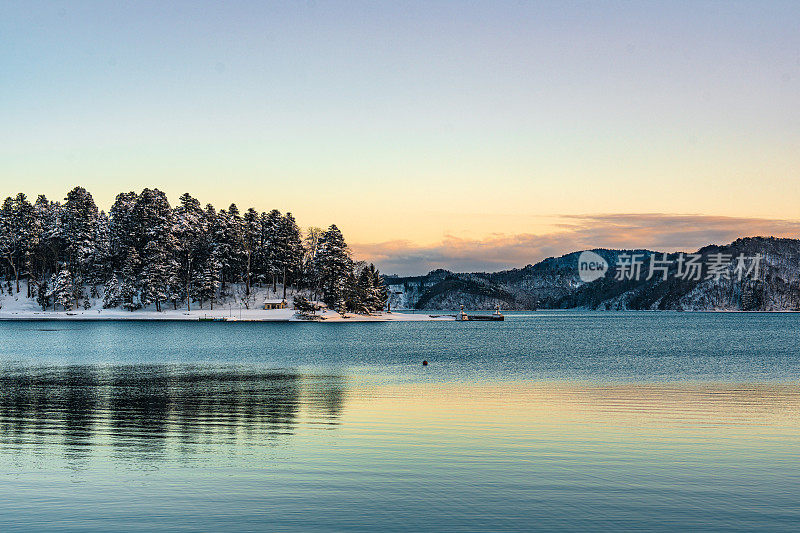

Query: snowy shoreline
[0,281,453,322]
[0,307,453,322]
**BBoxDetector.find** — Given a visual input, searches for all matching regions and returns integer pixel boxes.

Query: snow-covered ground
[0,283,452,322]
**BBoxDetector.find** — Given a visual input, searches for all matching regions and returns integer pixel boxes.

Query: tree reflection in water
[0,365,346,466]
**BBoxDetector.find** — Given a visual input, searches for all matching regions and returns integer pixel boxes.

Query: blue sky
[2,1,799,273]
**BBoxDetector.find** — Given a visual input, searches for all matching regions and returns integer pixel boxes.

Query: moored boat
[455,305,504,321]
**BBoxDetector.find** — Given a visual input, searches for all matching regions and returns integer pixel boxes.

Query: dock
[454,306,504,321]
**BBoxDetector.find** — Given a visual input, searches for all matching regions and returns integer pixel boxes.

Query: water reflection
[0,365,346,465]
[2,369,799,531]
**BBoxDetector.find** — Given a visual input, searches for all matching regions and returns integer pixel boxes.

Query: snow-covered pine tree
[33,195,62,286]
[103,274,122,308]
[190,267,205,309]
[12,194,36,296]
[120,249,141,311]
[37,277,50,310]
[364,263,387,312]
[316,225,353,307]
[336,292,347,318]
[173,193,205,311]
[45,273,55,309]
[254,211,270,286]
[199,256,221,310]
[222,203,244,291]
[208,206,231,294]
[28,195,50,292]
[0,193,34,294]
[140,241,159,310]
[71,272,85,310]
[302,227,324,301]
[141,239,178,312]
[275,213,303,300]
[167,268,183,310]
[109,191,139,271]
[87,211,111,292]
[356,264,375,314]
[294,295,323,320]
[0,198,14,291]
[51,266,74,311]
[242,208,260,296]
[345,268,365,314]
[0,185,375,315]
[263,209,283,292]
[132,189,179,312]
[63,186,99,307]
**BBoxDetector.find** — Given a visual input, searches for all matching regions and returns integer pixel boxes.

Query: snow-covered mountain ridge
[385,237,800,311]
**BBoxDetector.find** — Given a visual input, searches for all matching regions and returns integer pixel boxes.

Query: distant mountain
[384,237,800,311]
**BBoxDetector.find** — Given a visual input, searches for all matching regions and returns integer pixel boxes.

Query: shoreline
[0,309,454,322]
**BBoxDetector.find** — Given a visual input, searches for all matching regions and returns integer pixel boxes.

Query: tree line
[0,186,387,313]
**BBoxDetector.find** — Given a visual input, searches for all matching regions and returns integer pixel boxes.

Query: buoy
[422,360,428,366]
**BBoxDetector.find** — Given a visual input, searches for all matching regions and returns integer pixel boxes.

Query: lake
[1,311,799,531]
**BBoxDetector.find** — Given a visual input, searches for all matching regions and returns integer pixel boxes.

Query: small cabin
[264,298,287,310]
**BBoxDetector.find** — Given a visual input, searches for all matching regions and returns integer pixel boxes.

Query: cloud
[350,213,800,275]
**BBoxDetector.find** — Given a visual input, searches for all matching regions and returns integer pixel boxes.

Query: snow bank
[0,283,452,322]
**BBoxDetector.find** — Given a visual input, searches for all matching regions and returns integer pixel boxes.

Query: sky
[2,1,799,274]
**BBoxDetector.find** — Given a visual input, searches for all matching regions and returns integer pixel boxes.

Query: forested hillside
[0,187,387,314]
[386,237,800,311]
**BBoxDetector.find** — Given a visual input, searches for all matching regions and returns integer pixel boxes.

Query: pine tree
[335,281,348,318]
[123,188,179,312]
[120,249,141,311]
[71,272,85,309]
[0,194,34,294]
[51,266,74,311]
[242,208,260,295]
[356,265,375,313]
[141,240,176,311]
[316,225,353,307]
[167,269,183,310]
[364,263,387,312]
[103,274,122,308]
[209,206,233,293]
[88,211,111,291]
[63,187,98,307]
[198,256,221,310]
[263,209,283,292]
[345,269,364,313]
[302,227,324,300]
[13,193,36,296]
[0,185,373,316]
[37,277,50,311]
[223,203,244,290]
[255,211,270,286]
[174,193,205,311]
[293,295,315,315]
[276,213,302,300]
[33,195,62,286]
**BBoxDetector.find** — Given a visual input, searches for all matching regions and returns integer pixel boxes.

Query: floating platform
[465,314,504,321]
[454,307,505,321]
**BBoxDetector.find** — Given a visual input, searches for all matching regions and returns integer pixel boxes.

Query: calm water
[1,311,799,531]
